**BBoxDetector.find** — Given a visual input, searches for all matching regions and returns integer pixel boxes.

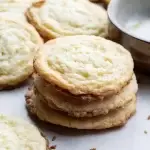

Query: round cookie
[0,114,49,150]
[34,35,134,99]
[34,74,138,117]
[26,0,109,40]
[26,87,136,130]
[0,18,42,89]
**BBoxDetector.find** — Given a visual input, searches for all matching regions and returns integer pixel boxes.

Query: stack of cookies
[26,35,138,130]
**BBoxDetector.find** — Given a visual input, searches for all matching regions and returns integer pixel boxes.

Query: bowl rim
[107,0,150,44]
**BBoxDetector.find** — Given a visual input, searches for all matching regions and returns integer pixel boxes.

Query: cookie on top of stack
[25,35,138,130]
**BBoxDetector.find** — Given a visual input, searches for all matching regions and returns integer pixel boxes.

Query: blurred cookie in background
[27,0,109,40]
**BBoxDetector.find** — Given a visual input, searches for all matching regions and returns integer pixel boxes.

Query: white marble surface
[0,78,150,150]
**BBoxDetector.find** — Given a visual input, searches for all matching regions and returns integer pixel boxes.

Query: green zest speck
[132,22,141,29]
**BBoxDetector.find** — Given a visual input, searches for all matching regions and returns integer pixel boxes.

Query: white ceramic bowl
[108,0,150,73]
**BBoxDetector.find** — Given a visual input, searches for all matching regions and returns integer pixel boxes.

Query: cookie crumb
[52,136,56,141]
[90,148,96,150]
[50,145,57,149]
[144,130,148,134]
[147,116,150,120]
